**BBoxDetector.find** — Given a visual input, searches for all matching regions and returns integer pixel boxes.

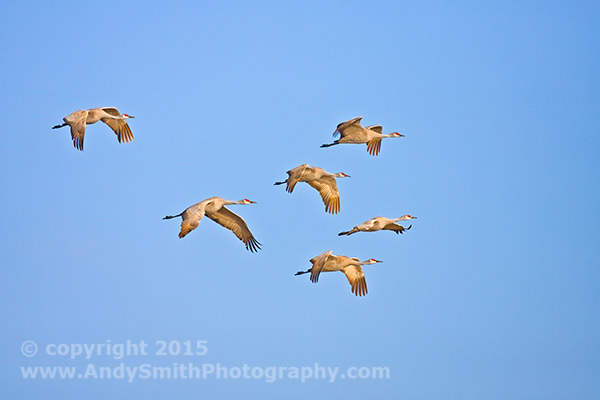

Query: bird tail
[274,180,287,186]
[52,123,67,129]
[163,212,183,220]
[295,269,311,276]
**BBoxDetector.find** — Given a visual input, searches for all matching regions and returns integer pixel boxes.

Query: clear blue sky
[1,0,599,398]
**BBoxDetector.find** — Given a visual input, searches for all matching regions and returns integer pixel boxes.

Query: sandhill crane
[339,215,417,236]
[163,197,261,252]
[295,250,382,296]
[52,107,135,151]
[274,164,350,214]
[321,116,404,156]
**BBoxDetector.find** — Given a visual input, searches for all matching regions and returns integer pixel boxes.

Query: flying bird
[321,116,404,156]
[52,107,135,151]
[274,164,350,214]
[295,251,382,296]
[163,197,261,252]
[338,215,417,236]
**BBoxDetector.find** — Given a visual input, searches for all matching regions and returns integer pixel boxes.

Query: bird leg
[320,141,339,148]
[295,268,312,276]
[338,227,359,236]
[273,180,288,186]
[52,123,67,129]
[163,212,183,220]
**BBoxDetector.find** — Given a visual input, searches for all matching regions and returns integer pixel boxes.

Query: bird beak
[129,115,135,118]
[411,216,417,219]
[249,200,257,204]
[375,260,383,263]
[345,174,351,178]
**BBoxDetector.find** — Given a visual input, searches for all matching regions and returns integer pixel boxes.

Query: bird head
[337,172,351,178]
[242,199,257,204]
[400,214,417,220]
[367,258,383,264]
[392,132,404,137]
[123,114,135,119]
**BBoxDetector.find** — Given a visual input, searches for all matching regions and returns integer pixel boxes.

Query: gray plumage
[163,197,261,252]
[338,215,417,236]
[321,116,404,155]
[274,164,350,214]
[52,107,134,150]
[295,250,383,296]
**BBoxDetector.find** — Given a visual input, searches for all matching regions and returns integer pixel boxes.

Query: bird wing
[206,206,261,252]
[179,206,205,238]
[64,110,88,151]
[285,164,309,193]
[366,138,382,156]
[334,116,363,137]
[101,107,121,116]
[341,265,368,296]
[309,250,333,283]
[383,223,410,234]
[366,125,383,134]
[307,175,340,214]
[101,117,134,143]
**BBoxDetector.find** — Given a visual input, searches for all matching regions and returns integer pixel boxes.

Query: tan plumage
[295,251,382,296]
[274,164,350,214]
[321,116,404,156]
[342,265,368,297]
[339,215,417,236]
[163,197,261,252]
[52,107,134,151]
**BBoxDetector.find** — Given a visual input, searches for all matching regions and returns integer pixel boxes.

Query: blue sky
[1,0,599,398]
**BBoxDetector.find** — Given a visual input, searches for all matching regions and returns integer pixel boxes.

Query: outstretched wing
[179,206,205,238]
[341,265,367,296]
[384,223,411,234]
[101,118,134,143]
[64,110,87,151]
[307,176,340,214]
[206,207,261,252]
[285,164,309,193]
[101,107,121,116]
[309,250,333,283]
[365,125,382,134]
[366,138,382,156]
[334,116,363,137]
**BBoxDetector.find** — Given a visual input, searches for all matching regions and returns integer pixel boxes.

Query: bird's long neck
[221,199,239,205]
[229,199,250,205]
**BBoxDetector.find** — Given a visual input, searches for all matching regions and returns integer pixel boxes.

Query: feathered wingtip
[246,238,262,253]
[395,225,412,234]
